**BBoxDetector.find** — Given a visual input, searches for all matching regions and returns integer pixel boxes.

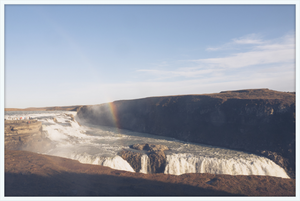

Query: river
[5,110,289,178]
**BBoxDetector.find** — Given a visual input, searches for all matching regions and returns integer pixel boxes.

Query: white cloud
[232,33,264,45]
[197,34,294,69]
[134,33,295,95]
[19,33,292,107]
[138,34,294,81]
[206,33,264,52]
[198,47,294,69]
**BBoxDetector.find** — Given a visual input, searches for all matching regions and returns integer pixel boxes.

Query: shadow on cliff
[5,171,237,196]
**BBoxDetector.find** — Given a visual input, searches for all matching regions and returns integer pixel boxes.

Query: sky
[4,4,296,108]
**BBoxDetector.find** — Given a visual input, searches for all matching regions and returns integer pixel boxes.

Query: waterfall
[5,111,291,179]
[164,153,290,178]
[139,154,151,174]
[67,152,135,173]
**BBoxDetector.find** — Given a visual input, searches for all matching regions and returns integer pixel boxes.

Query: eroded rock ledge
[5,120,52,152]
[118,144,169,173]
[5,120,42,150]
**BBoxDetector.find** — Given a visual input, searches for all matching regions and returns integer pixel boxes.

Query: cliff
[77,89,295,178]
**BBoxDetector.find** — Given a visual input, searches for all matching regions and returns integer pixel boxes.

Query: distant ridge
[220,88,270,93]
[5,88,294,111]
[5,105,81,112]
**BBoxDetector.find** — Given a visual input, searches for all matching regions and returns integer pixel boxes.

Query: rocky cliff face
[77,89,295,178]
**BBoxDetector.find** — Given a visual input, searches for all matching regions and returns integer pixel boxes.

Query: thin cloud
[138,34,294,80]
[198,48,293,69]
[134,33,294,98]
[232,33,264,45]
[206,33,264,52]
[198,34,294,69]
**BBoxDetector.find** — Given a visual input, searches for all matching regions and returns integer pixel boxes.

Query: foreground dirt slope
[5,150,295,196]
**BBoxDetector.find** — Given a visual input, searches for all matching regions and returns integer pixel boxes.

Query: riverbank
[5,120,42,150]
[4,119,53,153]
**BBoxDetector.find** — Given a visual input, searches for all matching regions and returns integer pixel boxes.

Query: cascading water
[140,155,151,174]
[5,111,290,178]
[164,153,289,178]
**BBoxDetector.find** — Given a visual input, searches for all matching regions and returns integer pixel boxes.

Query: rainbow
[107,102,125,145]
[108,102,120,132]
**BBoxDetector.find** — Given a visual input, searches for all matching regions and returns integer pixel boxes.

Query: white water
[5,111,290,178]
[164,153,289,178]
[140,155,151,174]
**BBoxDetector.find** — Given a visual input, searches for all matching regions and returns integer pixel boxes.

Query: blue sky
[4,4,296,108]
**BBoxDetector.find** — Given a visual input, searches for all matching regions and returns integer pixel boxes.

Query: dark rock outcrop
[65,113,75,121]
[131,144,169,173]
[118,150,143,172]
[77,89,295,178]
[131,144,169,152]
[119,144,169,173]
[147,150,166,173]
[53,118,58,123]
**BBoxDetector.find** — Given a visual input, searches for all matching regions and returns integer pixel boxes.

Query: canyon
[77,89,295,178]
[4,88,296,196]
